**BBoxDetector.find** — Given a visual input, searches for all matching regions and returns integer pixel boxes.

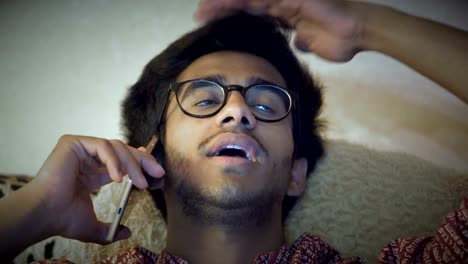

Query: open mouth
[212,145,253,161]
[203,133,261,162]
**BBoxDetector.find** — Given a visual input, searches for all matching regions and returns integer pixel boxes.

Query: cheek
[164,108,210,156]
[166,119,197,152]
[164,100,193,149]
[260,121,295,159]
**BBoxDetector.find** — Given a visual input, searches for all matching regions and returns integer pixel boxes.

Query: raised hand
[195,0,371,62]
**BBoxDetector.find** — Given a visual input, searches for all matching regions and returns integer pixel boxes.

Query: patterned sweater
[35,197,467,264]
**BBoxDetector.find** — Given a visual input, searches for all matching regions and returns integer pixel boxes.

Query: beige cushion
[285,140,467,262]
[16,140,467,263]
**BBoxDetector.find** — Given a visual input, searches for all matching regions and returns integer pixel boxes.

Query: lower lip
[208,156,254,165]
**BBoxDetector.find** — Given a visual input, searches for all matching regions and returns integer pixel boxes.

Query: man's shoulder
[98,246,189,264]
[279,233,364,264]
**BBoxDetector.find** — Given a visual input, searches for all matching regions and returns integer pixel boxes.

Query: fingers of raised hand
[107,139,149,188]
[72,137,124,183]
[126,143,165,189]
[106,139,165,190]
[196,0,305,25]
[196,0,278,23]
[294,20,319,52]
[64,136,164,190]
[195,0,243,22]
[135,147,165,180]
[267,0,304,26]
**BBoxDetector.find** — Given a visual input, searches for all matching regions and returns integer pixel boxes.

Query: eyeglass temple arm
[155,87,172,139]
[292,93,302,158]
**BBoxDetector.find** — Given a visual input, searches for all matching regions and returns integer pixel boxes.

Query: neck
[165,203,285,264]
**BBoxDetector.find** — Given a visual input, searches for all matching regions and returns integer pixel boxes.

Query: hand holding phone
[106,135,163,242]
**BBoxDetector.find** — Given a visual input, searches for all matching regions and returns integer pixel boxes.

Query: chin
[174,177,283,227]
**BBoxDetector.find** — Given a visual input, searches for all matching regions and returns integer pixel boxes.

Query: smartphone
[106,135,163,242]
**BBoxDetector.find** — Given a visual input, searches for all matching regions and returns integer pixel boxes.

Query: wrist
[0,178,57,258]
[359,3,403,52]
[19,178,60,239]
[29,178,62,238]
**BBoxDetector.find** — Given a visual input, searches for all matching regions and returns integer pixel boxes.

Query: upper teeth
[216,145,253,161]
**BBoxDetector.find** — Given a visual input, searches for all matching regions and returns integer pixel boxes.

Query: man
[0,0,467,263]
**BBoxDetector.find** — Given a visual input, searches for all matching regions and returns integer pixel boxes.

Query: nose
[215,91,256,130]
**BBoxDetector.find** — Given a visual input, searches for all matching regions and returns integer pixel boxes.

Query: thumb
[113,224,132,242]
[293,27,316,53]
[294,37,312,53]
[91,222,132,244]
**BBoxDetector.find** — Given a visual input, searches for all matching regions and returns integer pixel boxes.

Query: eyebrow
[202,74,228,85]
[200,74,281,87]
[245,77,279,87]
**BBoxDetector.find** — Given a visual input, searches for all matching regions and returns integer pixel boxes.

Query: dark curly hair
[121,12,325,222]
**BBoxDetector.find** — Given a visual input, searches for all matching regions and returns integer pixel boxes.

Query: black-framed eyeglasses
[164,78,296,123]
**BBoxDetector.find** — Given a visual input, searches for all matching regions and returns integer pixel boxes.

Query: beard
[164,147,287,229]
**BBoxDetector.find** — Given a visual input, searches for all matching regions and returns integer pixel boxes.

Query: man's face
[162,51,306,225]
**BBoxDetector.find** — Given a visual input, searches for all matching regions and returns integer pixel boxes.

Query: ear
[287,158,308,196]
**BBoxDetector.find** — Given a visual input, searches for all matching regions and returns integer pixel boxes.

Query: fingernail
[295,41,310,52]
[156,165,165,177]
[116,170,124,182]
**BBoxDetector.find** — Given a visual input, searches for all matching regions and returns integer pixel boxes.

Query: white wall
[1,0,467,175]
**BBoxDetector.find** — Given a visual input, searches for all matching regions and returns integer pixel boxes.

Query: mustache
[198,128,269,157]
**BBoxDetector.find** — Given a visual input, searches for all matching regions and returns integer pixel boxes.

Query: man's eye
[253,104,274,113]
[196,99,220,106]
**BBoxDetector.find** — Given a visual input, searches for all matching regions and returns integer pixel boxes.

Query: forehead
[176,51,287,87]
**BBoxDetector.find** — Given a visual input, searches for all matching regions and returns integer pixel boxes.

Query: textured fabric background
[15,140,467,263]
[284,140,467,262]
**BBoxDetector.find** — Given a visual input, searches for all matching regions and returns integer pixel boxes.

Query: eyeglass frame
[159,78,297,129]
